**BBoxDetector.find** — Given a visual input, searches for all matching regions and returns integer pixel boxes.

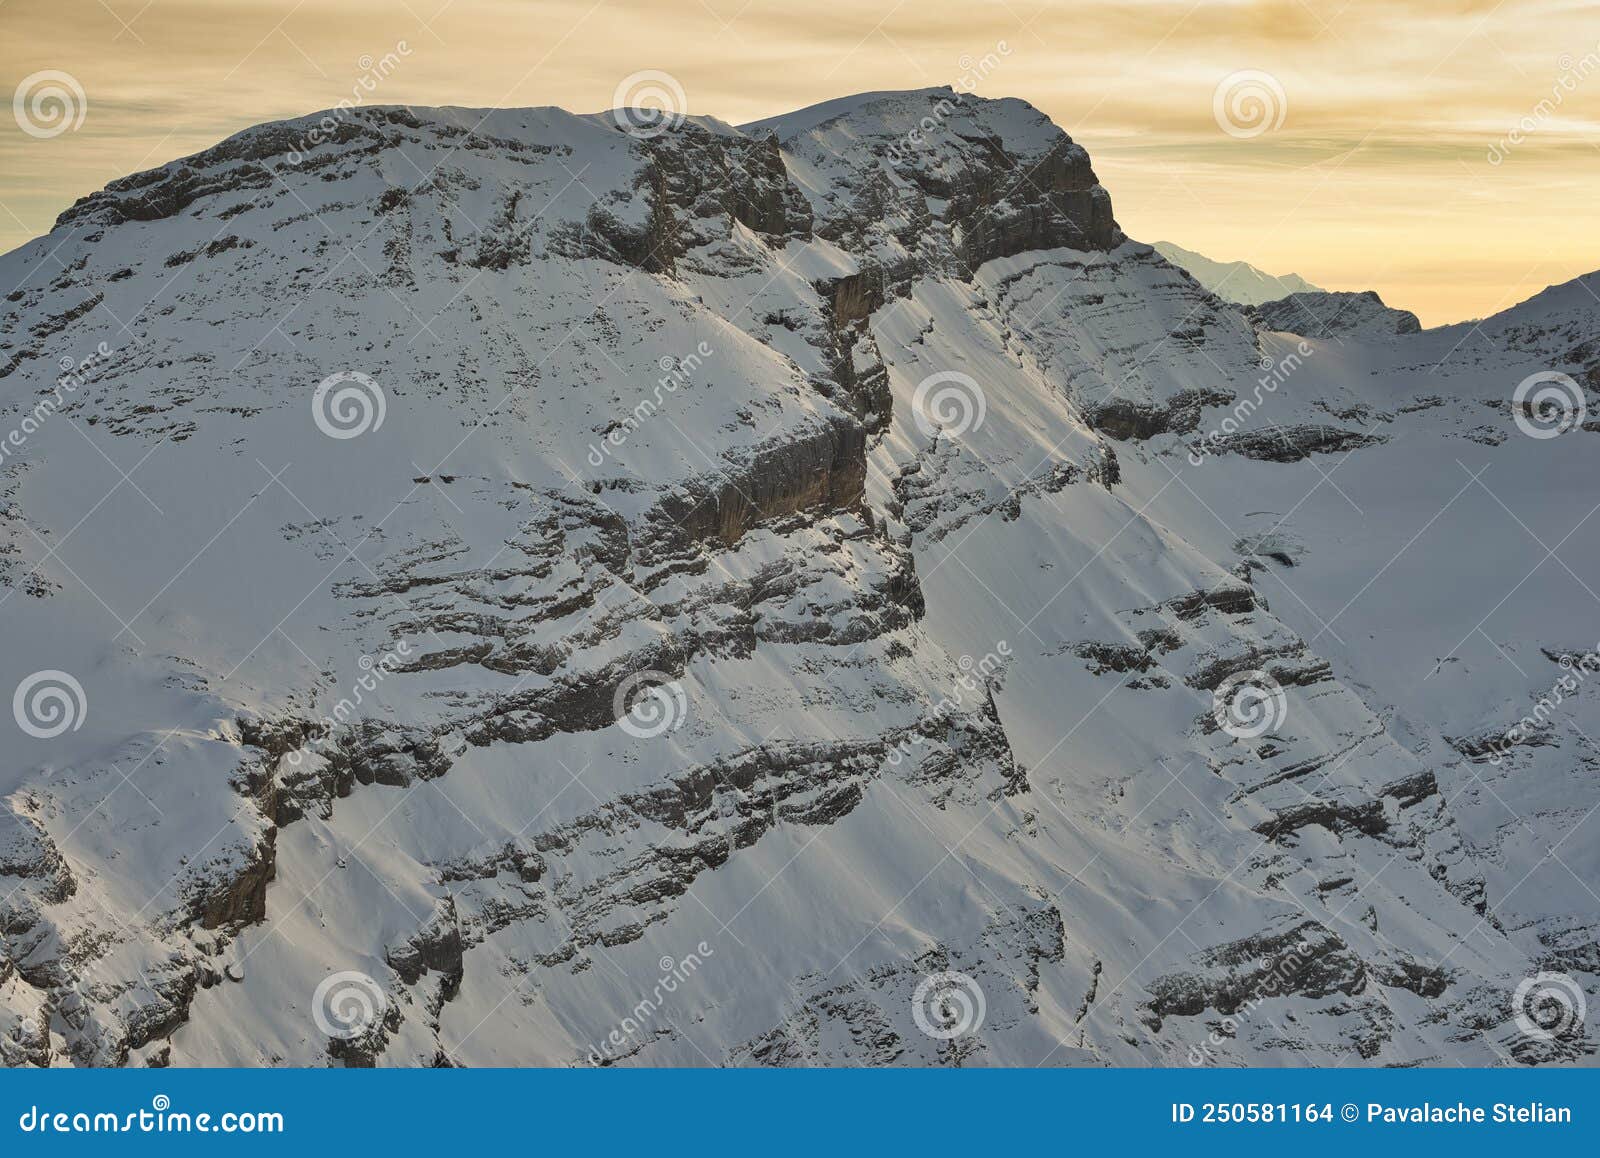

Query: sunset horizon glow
[4,0,1598,327]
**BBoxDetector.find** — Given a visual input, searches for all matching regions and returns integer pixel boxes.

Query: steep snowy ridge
[1,88,1596,1067]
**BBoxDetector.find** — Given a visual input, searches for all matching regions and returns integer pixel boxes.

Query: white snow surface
[0,89,1596,1068]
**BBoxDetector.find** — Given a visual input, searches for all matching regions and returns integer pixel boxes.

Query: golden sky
[3,0,1598,325]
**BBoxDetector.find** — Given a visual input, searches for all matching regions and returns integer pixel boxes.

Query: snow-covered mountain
[1249,289,1422,340]
[2,87,1597,1068]
[1154,239,1324,306]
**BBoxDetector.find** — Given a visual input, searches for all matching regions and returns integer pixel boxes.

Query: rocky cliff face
[1,89,1595,1068]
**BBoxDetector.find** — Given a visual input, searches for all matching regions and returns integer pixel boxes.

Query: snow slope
[1,88,1595,1067]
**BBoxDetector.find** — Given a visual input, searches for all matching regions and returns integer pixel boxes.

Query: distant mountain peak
[1152,239,1323,306]
[1249,289,1422,339]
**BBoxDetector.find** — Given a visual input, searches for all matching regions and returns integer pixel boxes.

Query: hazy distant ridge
[1153,239,1323,305]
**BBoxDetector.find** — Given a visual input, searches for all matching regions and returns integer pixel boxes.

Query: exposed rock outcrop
[1250,290,1421,340]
